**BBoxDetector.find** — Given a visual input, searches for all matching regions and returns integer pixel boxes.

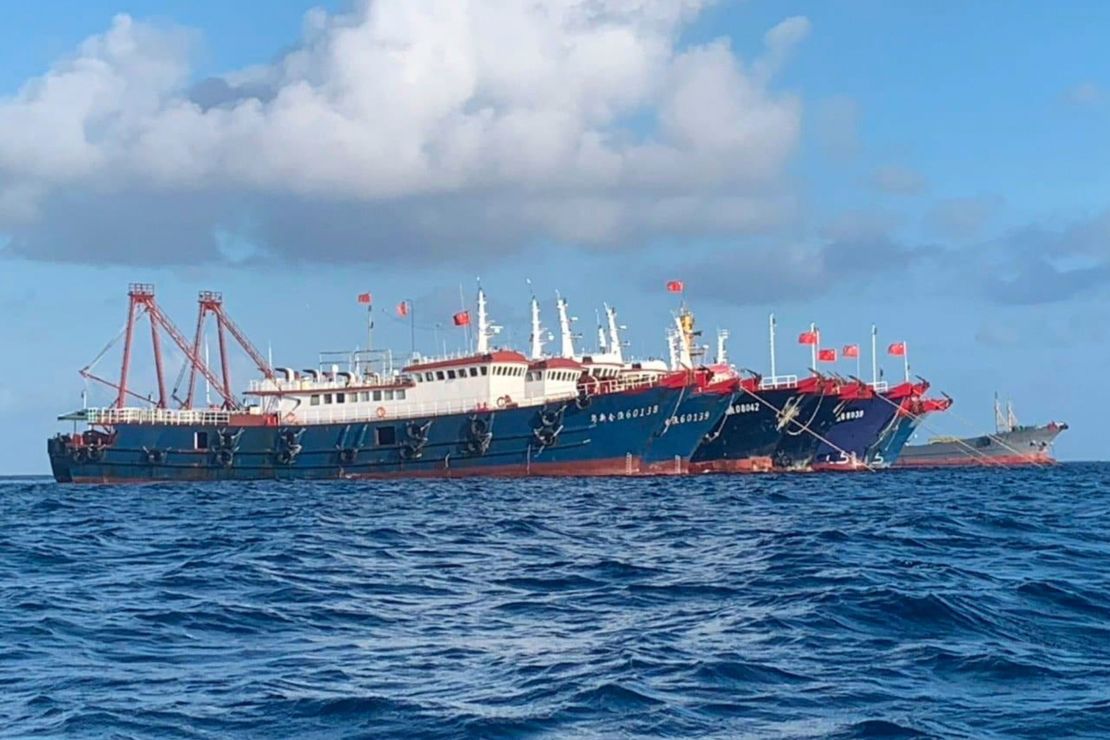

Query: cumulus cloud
[0,1,810,265]
[669,232,927,307]
[975,210,1110,305]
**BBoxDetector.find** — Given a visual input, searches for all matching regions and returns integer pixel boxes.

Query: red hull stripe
[67,456,705,482]
[689,457,775,474]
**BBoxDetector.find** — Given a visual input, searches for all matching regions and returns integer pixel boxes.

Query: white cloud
[0,1,810,262]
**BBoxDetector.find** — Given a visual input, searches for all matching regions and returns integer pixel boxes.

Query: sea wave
[2,465,1110,737]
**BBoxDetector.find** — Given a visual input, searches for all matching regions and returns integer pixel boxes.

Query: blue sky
[2,0,1108,472]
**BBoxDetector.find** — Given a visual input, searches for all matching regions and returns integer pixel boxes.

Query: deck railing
[759,374,799,390]
[80,407,234,426]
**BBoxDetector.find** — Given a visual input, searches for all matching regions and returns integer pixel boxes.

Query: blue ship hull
[49,385,695,482]
[869,414,921,467]
[644,388,736,473]
[812,396,901,470]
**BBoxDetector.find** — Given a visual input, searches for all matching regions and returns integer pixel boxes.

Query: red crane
[79,284,273,411]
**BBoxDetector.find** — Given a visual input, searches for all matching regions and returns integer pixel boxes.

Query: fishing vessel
[47,285,730,482]
[554,296,737,474]
[690,316,863,473]
[867,393,953,467]
[690,373,844,473]
[893,397,1067,468]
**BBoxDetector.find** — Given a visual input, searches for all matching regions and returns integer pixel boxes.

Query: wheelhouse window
[383,390,395,401]
[324,394,333,404]
[310,395,320,406]
[336,393,345,404]
[480,366,488,376]
[436,371,445,380]
[373,390,382,402]
[396,389,406,400]
[425,372,433,381]
[469,367,478,377]
[447,370,457,379]
[359,392,369,402]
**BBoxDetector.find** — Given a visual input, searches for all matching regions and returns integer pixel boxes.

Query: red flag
[666,280,685,293]
[798,331,819,345]
[818,348,837,363]
[843,344,860,359]
[357,292,372,304]
[396,301,410,318]
[453,310,471,327]
[888,341,907,356]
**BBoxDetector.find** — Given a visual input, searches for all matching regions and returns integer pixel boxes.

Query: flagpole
[769,313,777,381]
[367,302,373,354]
[903,341,910,382]
[458,283,470,353]
[871,325,879,386]
[409,299,415,359]
[810,322,817,371]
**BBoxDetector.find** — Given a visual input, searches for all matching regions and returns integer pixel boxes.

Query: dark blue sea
[2,466,1109,738]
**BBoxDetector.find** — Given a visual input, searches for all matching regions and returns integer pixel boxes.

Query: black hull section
[770,392,843,470]
[691,388,799,471]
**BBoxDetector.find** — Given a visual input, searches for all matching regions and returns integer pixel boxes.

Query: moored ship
[811,380,930,471]
[867,393,953,467]
[47,285,724,483]
[690,373,843,473]
[893,397,1067,468]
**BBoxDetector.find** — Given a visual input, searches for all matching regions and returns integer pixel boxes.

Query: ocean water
[2,466,1109,739]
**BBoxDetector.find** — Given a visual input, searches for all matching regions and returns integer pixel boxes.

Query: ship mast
[605,304,623,364]
[529,293,545,360]
[666,327,680,370]
[556,293,576,358]
[673,314,694,369]
[475,285,500,354]
[716,329,729,365]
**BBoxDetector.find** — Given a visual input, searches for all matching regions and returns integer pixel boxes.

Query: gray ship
[894,397,1067,468]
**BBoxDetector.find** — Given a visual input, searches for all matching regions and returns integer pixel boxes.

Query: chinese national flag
[666,280,685,293]
[357,292,372,304]
[818,348,837,363]
[887,341,907,356]
[453,310,471,326]
[843,344,860,358]
[798,331,819,345]
[396,301,410,318]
